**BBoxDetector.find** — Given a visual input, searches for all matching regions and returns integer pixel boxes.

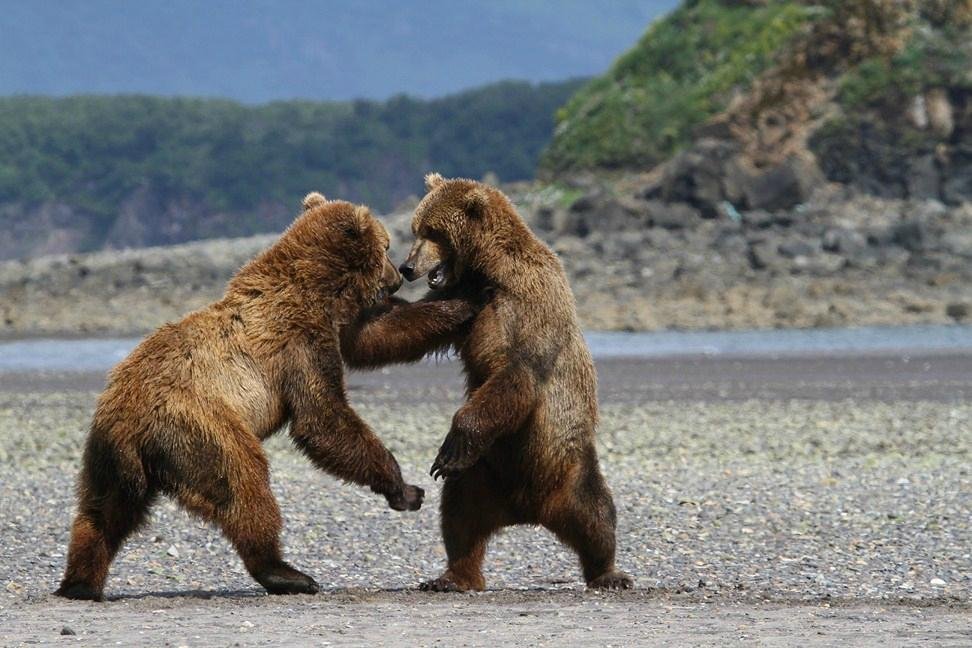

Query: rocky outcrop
[3,182,971,336]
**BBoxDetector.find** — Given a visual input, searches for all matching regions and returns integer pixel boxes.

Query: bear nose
[399,262,417,282]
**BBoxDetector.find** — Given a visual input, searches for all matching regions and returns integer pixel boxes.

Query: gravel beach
[1,353,970,646]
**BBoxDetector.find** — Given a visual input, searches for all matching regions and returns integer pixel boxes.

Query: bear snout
[399,262,418,282]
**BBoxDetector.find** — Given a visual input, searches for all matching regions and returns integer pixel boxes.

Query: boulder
[906,154,941,200]
[821,228,867,257]
[890,220,929,252]
[778,238,820,259]
[644,201,702,230]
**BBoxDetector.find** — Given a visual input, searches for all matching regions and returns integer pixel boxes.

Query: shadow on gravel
[82,586,972,609]
[104,588,266,601]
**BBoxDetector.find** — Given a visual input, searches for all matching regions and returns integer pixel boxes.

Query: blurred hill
[0,80,581,259]
[0,0,673,102]
[542,0,971,207]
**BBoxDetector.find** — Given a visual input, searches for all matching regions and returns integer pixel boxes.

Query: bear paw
[255,563,320,595]
[386,484,424,511]
[587,570,634,590]
[419,570,484,592]
[55,582,104,602]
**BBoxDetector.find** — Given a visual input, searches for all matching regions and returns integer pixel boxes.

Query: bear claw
[419,577,464,593]
[588,570,634,590]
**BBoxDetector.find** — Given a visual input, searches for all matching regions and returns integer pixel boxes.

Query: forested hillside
[0,79,581,258]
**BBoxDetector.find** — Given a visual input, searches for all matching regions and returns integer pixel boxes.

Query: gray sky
[0,0,679,102]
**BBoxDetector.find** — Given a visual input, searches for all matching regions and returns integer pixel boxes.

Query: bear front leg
[286,342,424,511]
[340,297,478,369]
[430,365,538,480]
[289,405,423,511]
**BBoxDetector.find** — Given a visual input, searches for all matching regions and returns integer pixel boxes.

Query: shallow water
[2,324,972,373]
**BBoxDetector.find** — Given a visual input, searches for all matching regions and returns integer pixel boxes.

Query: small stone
[930,578,946,587]
[166,545,180,558]
[946,303,970,321]
[60,627,76,636]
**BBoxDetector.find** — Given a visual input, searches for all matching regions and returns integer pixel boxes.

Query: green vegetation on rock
[838,21,972,109]
[540,0,819,173]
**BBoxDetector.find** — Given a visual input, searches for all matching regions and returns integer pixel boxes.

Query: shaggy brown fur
[348,174,633,591]
[56,193,475,601]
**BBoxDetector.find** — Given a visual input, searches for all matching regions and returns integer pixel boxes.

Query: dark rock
[946,302,970,321]
[660,139,738,216]
[533,206,556,232]
[906,154,941,200]
[741,210,775,229]
[891,220,929,252]
[942,146,972,205]
[644,201,702,230]
[559,192,641,236]
[742,164,804,211]
[60,627,76,636]
[778,239,819,259]
[747,240,785,272]
[822,228,867,257]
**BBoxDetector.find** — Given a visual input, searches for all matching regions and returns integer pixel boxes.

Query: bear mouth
[428,263,448,290]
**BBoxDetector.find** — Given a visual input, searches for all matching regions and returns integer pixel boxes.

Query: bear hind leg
[172,432,319,596]
[421,465,510,592]
[543,459,633,590]
[57,484,155,601]
[57,434,155,601]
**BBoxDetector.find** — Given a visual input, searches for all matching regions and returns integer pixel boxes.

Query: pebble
[0,391,969,603]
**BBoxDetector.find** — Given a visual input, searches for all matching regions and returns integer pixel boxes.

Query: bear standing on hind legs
[56,193,477,601]
[342,174,633,591]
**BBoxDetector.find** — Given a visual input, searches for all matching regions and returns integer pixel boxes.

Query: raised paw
[430,430,481,481]
[587,570,634,590]
[387,484,425,511]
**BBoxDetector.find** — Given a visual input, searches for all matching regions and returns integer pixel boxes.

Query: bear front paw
[386,484,424,511]
[429,431,482,480]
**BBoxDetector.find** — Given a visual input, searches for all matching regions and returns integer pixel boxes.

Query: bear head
[285,192,402,308]
[400,173,514,291]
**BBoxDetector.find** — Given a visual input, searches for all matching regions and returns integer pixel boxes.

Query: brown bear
[345,174,633,591]
[56,193,476,601]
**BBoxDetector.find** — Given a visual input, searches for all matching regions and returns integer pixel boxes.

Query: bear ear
[343,204,371,238]
[464,187,489,219]
[425,172,445,191]
[302,191,327,210]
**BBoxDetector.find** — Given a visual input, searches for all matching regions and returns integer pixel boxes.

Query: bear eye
[342,224,358,238]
